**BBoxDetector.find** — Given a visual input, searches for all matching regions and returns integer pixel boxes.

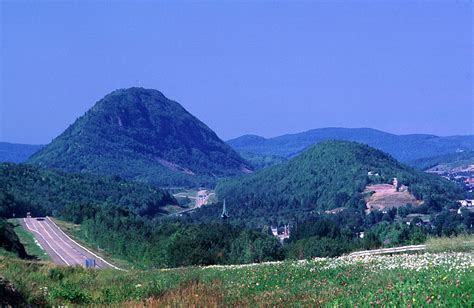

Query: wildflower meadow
[1,251,472,306]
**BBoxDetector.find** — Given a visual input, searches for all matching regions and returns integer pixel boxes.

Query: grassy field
[426,234,474,253]
[8,219,50,261]
[1,252,472,306]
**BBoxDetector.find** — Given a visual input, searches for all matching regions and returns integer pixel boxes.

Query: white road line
[33,219,82,265]
[46,217,122,270]
[24,218,71,266]
[36,220,85,266]
[42,219,88,259]
[42,219,92,264]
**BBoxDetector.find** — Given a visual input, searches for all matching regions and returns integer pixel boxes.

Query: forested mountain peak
[28,88,252,187]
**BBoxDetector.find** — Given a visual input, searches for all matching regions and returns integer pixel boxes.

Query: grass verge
[0,252,472,306]
[7,219,50,261]
[426,234,474,253]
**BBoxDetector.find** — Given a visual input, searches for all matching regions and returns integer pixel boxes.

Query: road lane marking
[46,217,122,270]
[24,218,71,266]
[42,219,89,260]
[35,219,84,266]
[42,219,101,266]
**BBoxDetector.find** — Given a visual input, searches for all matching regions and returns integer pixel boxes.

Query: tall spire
[221,199,229,219]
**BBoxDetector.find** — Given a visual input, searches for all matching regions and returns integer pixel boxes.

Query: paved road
[21,217,120,269]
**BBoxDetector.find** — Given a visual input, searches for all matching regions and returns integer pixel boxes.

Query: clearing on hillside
[364,183,422,213]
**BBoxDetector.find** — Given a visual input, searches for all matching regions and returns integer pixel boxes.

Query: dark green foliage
[227,128,474,162]
[285,217,353,258]
[216,141,463,225]
[28,87,252,188]
[432,210,474,236]
[286,236,351,259]
[237,151,286,170]
[0,277,26,306]
[0,163,176,218]
[0,142,43,163]
[284,214,432,259]
[67,204,283,268]
[0,218,30,259]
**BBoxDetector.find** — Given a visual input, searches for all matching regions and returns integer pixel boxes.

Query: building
[270,225,290,243]
[465,178,474,188]
[458,199,474,207]
[271,227,278,237]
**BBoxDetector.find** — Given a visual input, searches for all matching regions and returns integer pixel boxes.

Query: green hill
[28,88,252,187]
[0,163,176,218]
[216,141,463,223]
[227,128,474,162]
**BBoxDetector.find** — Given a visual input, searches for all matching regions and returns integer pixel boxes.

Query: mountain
[408,151,474,172]
[0,163,176,218]
[28,88,252,187]
[216,141,463,225]
[227,128,474,162]
[0,142,43,163]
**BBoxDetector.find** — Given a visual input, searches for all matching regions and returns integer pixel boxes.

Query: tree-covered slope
[227,128,474,162]
[237,151,286,170]
[407,151,474,172]
[28,88,252,187]
[0,163,176,218]
[216,141,463,223]
[0,142,43,163]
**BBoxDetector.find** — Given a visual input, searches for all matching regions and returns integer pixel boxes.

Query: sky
[0,1,472,144]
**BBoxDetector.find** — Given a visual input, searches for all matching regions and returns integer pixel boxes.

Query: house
[458,199,474,207]
[465,178,474,187]
[271,227,278,237]
[270,225,290,243]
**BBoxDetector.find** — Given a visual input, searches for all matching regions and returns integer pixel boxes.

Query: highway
[21,217,120,269]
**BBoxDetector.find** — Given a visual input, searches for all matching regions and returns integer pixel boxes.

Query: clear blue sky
[1,1,472,144]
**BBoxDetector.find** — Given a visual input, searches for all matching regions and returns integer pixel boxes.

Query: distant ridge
[28,88,252,187]
[0,142,43,163]
[227,127,474,162]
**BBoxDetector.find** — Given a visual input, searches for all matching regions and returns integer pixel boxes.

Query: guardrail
[348,244,426,257]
